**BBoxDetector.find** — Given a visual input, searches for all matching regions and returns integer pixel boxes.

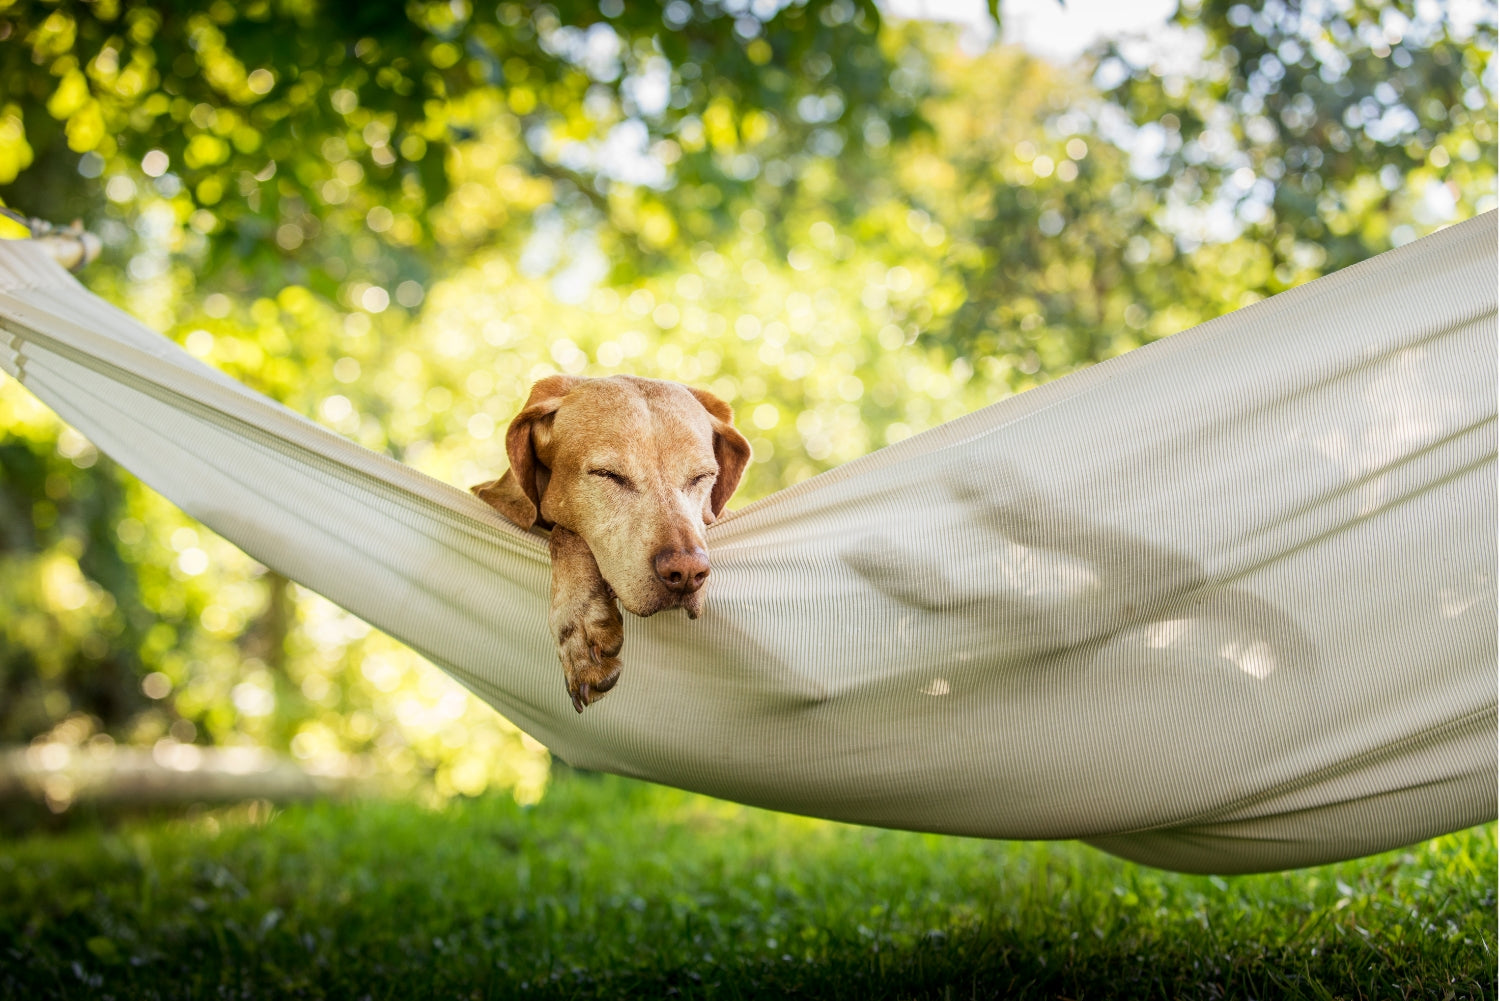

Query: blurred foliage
[1098,0,1498,287]
[0,0,1494,805]
[0,0,908,289]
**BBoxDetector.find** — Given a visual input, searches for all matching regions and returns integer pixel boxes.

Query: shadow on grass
[2,774,1494,1001]
[13,903,1491,1001]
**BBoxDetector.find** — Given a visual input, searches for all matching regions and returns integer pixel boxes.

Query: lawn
[1,771,1494,1000]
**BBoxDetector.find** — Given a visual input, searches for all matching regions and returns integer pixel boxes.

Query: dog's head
[474,375,751,617]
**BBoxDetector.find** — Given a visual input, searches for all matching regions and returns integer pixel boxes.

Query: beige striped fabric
[1,214,1495,873]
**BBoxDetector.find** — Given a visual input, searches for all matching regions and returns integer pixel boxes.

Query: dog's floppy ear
[472,375,582,528]
[689,387,751,519]
[470,472,539,529]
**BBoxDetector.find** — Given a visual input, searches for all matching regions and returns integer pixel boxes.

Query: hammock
[1,214,1495,874]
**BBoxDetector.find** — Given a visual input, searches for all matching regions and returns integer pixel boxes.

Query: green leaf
[85,936,119,963]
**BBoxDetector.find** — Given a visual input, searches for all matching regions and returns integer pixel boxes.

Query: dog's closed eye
[686,471,715,490]
[590,468,634,489]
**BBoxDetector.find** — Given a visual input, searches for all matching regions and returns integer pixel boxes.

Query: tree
[0,0,913,291]
[1098,0,1495,279]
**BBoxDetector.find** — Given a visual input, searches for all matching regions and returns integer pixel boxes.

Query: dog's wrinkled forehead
[548,378,714,466]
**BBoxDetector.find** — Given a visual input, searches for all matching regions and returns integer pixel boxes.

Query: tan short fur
[472,375,750,712]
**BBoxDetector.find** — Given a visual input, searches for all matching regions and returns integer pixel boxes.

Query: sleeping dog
[472,375,750,712]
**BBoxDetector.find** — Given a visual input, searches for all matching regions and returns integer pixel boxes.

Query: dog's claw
[590,644,600,665]
[572,683,589,713]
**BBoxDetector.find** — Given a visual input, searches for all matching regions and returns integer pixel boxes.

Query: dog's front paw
[551,593,624,713]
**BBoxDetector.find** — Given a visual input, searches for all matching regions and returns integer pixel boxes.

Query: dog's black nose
[654,548,710,594]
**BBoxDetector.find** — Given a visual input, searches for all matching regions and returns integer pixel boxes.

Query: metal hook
[0,207,101,272]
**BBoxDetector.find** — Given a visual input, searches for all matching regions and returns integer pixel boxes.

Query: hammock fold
[1,215,1495,874]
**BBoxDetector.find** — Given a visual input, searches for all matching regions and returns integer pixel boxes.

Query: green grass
[1,772,1494,1000]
